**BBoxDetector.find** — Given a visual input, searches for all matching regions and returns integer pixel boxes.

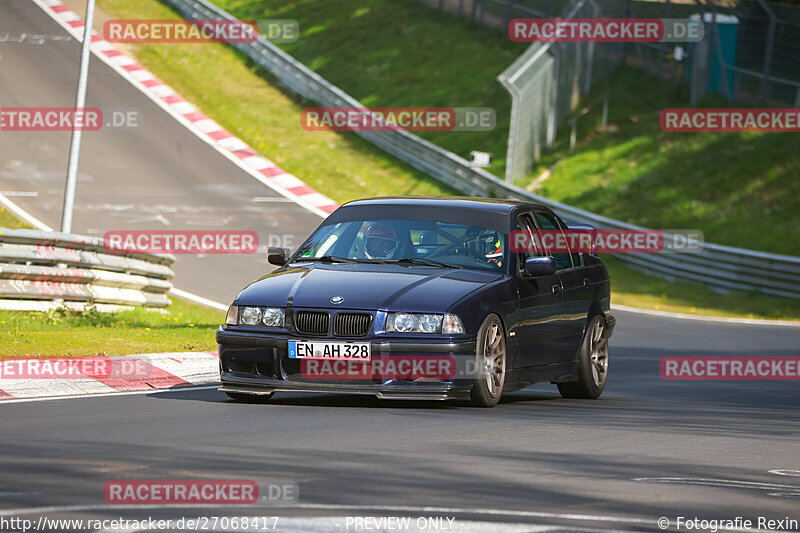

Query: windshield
[294,219,507,272]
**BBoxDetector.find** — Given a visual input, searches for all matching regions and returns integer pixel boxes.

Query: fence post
[502,1,515,29]
[569,120,577,154]
[583,0,599,94]
[656,0,672,79]
[546,47,560,149]
[601,94,609,129]
[761,15,776,104]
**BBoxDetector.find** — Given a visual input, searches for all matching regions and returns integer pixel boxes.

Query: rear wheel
[557,315,608,399]
[470,314,506,407]
[225,392,274,403]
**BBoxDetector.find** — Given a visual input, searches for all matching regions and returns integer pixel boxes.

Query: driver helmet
[364,222,401,259]
[465,228,503,263]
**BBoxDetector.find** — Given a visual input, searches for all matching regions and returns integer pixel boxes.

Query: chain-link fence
[498,0,627,182]
[624,0,800,106]
[424,0,800,179]
[422,0,622,181]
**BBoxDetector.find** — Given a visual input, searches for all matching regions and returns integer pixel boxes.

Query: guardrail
[162,0,800,299]
[0,228,174,310]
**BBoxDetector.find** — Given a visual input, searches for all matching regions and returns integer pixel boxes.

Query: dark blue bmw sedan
[217,197,615,407]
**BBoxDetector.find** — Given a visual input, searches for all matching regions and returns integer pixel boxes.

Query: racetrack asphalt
[0,310,798,531]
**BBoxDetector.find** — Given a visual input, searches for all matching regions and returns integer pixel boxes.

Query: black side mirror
[524,256,556,276]
[267,247,289,266]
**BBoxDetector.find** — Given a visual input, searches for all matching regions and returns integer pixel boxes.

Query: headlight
[386,313,460,334]
[418,314,443,333]
[392,313,416,332]
[240,306,262,326]
[225,304,239,326]
[234,306,285,327]
[262,307,285,327]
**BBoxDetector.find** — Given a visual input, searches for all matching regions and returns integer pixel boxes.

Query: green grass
[0,206,32,230]
[605,256,800,320]
[96,0,455,204]
[523,66,800,256]
[209,0,525,179]
[0,298,223,357]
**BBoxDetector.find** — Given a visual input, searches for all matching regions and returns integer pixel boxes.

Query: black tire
[557,315,608,399]
[470,314,506,407]
[225,392,274,403]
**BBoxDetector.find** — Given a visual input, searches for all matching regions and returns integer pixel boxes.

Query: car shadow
[151,384,570,410]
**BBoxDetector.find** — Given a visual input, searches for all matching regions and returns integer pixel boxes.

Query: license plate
[288,340,371,360]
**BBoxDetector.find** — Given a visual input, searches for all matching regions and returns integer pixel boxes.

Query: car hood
[236,263,503,312]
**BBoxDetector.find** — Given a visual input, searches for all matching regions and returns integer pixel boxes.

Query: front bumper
[216,328,477,401]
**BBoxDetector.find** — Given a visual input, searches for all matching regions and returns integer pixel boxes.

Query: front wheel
[470,314,506,407]
[557,315,608,399]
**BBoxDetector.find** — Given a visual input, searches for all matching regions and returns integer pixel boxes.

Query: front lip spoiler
[220,376,472,401]
[216,328,476,354]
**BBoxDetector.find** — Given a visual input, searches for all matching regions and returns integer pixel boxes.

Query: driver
[364,222,402,260]
[464,227,503,268]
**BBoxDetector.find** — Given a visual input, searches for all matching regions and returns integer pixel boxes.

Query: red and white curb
[0,352,219,400]
[32,0,339,219]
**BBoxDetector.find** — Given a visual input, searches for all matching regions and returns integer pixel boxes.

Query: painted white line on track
[633,477,800,501]
[0,191,54,231]
[0,191,39,197]
[633,477,800,490]
[611,303,800,327]
[169,287,228,311]
[770,470,800,477]
[0,385,219,405]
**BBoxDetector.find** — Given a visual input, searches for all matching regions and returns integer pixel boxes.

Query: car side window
[533,211,574,270]
[515,213,544,274]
